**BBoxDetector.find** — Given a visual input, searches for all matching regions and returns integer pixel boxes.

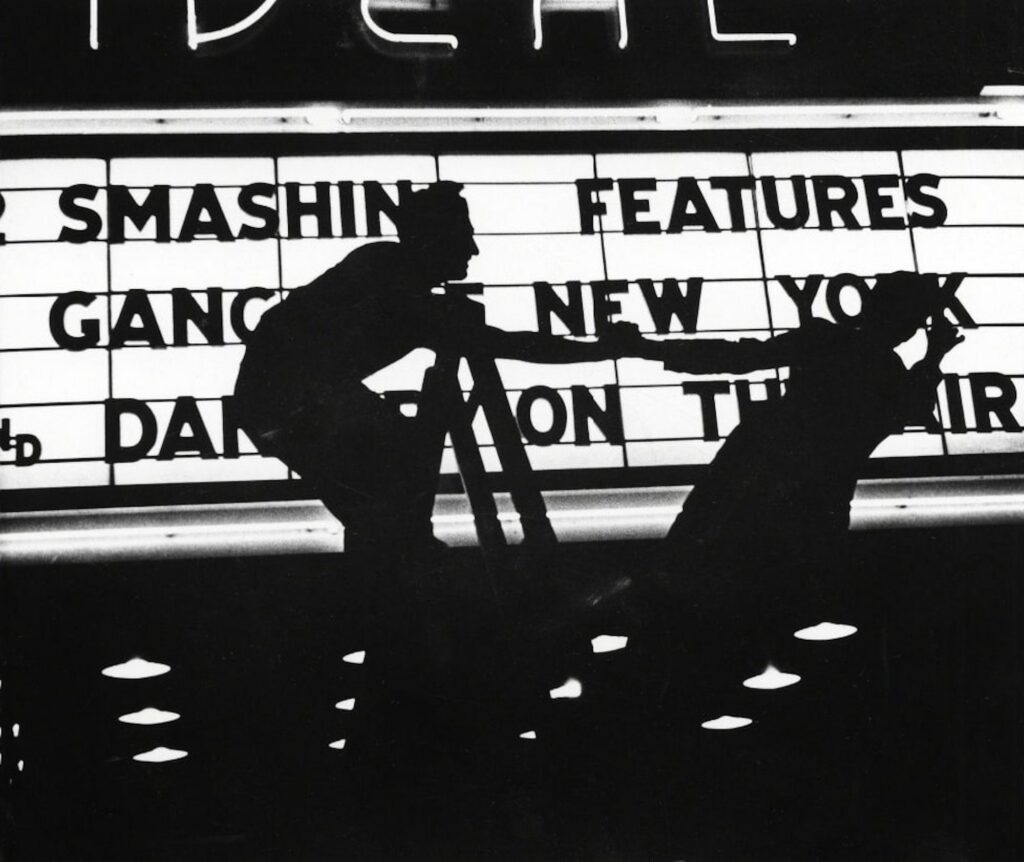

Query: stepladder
[414,345,558,560]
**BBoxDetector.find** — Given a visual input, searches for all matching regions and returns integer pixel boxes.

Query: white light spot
[328,739,347,750]
[701,715,753,731]
[342,651,366,665]
[794,622,858,642]
[591,635,629,654]
[335,699,356,711]
[118,708,181,726]
[133,747,188,763]
[519,730,537,740]
[549,677,582,700]
[101,658,172,680]
[743,665,801,690]
[17,760,24,772]
[12,724,20,739]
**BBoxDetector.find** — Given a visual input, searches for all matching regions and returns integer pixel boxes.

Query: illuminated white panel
[767,274,920,328]
[598,179,756,235]
[115,455,288,485]
[756,178,908,232]
[620,384,740,440]
[595,152,749,179]
[760,229,914,278]
[483,286,540,332]
[438,154,593,184]
[938,376,1024,437]
[946,431,1024,456]
[901,149,1024,177]
[0,405,105,460]
[110,241,278,292]
[616,345,776,386]
[524,442,624,470]
[614,280,770,334]
[112,345,245,399]
[156,187,262,241]
[0,350,108,404]
[468,235,606,284]
[750,150,902,177]
[280,238,375,287]
[0,461,108,490]
[869,431,945,459]
[0,243,107,296]
[0,159,105,189]
[953,277,1024,325]
[624,438,725,467]
[491,358,617,389]
[939,328,1024,375]
[602,232,762,281]
[913,227,1024,274]
[4,296,106,351]
[460,184,585,235]
[108,290,279,349]
[278,155,437,184]
[110,158,275,186]
[934,179,1024,226]
[0,190,107,243]
[279,182,420,239]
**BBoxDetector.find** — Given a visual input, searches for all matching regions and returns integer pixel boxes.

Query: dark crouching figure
[233,182,620,559]
[623,271,964,620]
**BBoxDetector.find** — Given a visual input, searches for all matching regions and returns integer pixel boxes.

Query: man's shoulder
[311,240,403,285]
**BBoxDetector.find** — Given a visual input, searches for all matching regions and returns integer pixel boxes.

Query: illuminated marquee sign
[1,148,1023,501]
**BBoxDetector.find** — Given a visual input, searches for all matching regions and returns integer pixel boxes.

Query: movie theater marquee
[1,148,1022,499]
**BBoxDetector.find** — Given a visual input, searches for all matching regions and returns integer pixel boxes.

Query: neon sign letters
[88,0,796,54]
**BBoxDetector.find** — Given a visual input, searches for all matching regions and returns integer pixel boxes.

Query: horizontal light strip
[1,475,1022,564]
[0,98,1023,136]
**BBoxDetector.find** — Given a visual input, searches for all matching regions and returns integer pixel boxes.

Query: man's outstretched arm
[608,324,804,374]
[425,297,624,363]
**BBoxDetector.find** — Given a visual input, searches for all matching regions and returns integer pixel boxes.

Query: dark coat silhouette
[233,184,621,557]
[624,272,961,614]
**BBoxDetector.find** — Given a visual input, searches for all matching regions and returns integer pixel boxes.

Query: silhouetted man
[234,182,621,558]
[620,272,963,612]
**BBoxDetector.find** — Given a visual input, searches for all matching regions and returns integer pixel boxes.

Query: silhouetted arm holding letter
[604,322,804,373]
[423,295,626,364]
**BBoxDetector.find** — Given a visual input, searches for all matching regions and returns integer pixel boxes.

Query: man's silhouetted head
[396,182,479,283]
[860,271,944,346]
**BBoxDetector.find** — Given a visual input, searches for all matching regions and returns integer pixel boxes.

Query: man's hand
[925,316,965,363]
